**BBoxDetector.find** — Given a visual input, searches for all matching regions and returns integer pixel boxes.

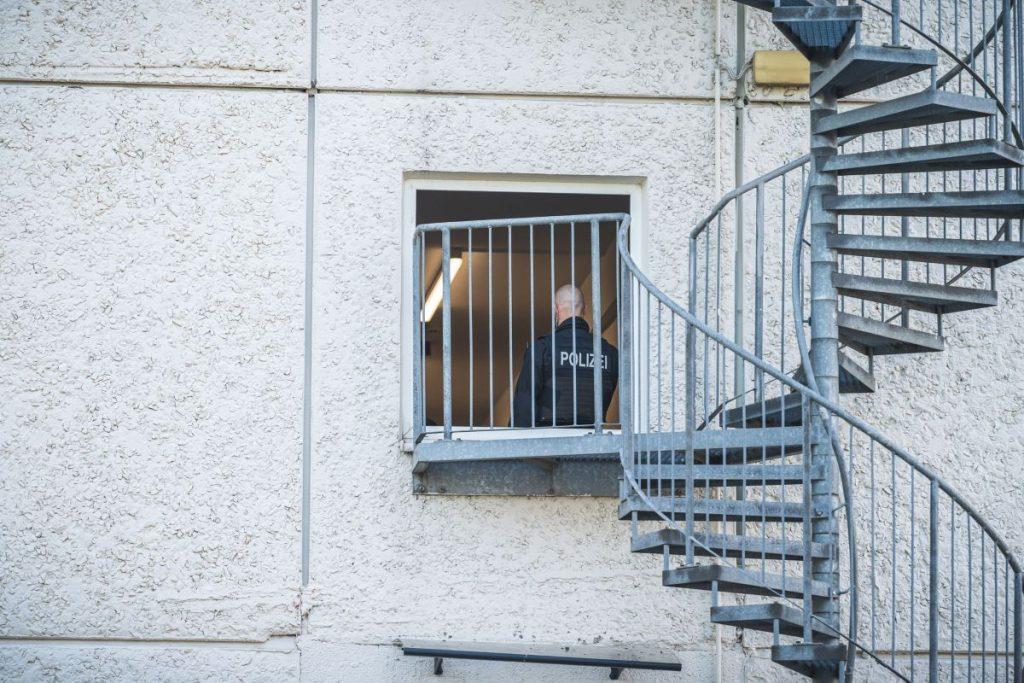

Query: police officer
[511,284,619,428]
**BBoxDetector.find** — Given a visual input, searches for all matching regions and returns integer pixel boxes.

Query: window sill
[408,428,623,497]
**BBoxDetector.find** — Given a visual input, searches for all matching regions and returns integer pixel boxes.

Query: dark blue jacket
[511,317,619,427]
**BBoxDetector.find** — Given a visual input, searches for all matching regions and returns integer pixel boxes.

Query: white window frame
[399,173,647,452]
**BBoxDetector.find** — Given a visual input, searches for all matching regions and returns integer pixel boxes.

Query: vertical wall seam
[301,0,318,592]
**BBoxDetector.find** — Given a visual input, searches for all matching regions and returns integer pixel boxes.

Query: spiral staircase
[616,0,1024,680]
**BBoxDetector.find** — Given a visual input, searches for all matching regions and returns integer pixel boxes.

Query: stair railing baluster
[893,0,902,45]
[1014,570,1022,682]
[755,183,765,398]
[802,394,814,643]
[441,228,453,440]
[687,242,698,566]
[412,232,424,441]
[930,479,940,682]
[591,219,603,434]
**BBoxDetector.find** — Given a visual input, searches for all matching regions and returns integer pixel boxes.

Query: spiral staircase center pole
[808,53,843,646]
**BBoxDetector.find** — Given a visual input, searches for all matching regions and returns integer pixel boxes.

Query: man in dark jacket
[511,284,619,428]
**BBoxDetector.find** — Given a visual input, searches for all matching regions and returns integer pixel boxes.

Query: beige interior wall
[421,221,620,428]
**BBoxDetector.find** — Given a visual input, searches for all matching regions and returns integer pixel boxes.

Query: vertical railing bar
[929,479,940,682]
[703,233,710,422]
[951,498,956,682]
[616,220,622,428]
[468,229,474,429]
[412,232,424,440]
[528,225,535,428]
[488,226,494,429]
[670,312,676,525]
[911,467,917,682]
[571,221,578,427]
[507,225,513,426]
[802,395,813,642]
[686,242,697,565]
[1006,557,1011,683]
[969,518,974,683]
[892,450,897,669]
[754,183,765,398]
[1013,569,1022,683]
[871,439,877,654]
[620,255,634,531]
[893,0,902,44]
[550,224,556,427]
[656,300,663,503]
[1005,0,1014,142]
[646,289,652,497]
[995,538,1001,681]
[441,229,453,439]
[591,219,603,433]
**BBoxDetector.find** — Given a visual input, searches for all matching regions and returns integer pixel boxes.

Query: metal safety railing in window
[412,213,630,447]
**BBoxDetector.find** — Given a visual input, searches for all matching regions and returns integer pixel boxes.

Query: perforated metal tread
[723,392,803,428]
[825,189,1024,219]
[828,233,1024,267]
[773,5,862,60]
[711,603,837,638]
[632,426,805,464]
[632,528,829,561]
[833,272,998,313]
[662,564,832,599]
[628,462,826,488]
[771,642,847,678]
[815,88,996,136]
[837,312,944,355]
[810,44,936,99]
[619,495,812,523]
[824,138,1024,175]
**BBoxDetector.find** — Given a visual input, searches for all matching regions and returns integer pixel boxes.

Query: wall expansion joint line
[0,77,889,106]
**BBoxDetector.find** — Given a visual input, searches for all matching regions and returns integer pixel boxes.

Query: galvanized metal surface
[407,0,1024,678]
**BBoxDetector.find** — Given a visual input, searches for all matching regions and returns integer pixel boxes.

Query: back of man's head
[554,284,584,324]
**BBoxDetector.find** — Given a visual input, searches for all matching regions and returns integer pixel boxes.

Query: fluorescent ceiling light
[423,257,463,322]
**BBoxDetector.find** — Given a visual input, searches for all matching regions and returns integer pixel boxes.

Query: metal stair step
[633,528,829,562]
[662,564,832,599]
[771,642,847,678]
[794,350,875,394]
[815,89,996,136]
[838,312,944,355]
[824,138,1024,175]
[833,272,997,313]
[810,44,936,99]
[828,233,1024,268]
[772,5,861,61]
[632,426,805,464]
[825,189,1024,219]
[629,463,826,487]
[733,0,813,12]
[619,495,813,523]
[722,393,803,428]
[711,603,837,639]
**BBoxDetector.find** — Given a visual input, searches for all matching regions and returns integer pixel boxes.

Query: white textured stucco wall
[3,0,1024,681]
[0,84,307,642]
[0,0,309,87]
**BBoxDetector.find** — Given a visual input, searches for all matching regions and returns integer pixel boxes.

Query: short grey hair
[555,284,584,314]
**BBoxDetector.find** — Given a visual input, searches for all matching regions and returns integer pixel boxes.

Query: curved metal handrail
[618,215,1022,673]
[631,204,1023,574]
